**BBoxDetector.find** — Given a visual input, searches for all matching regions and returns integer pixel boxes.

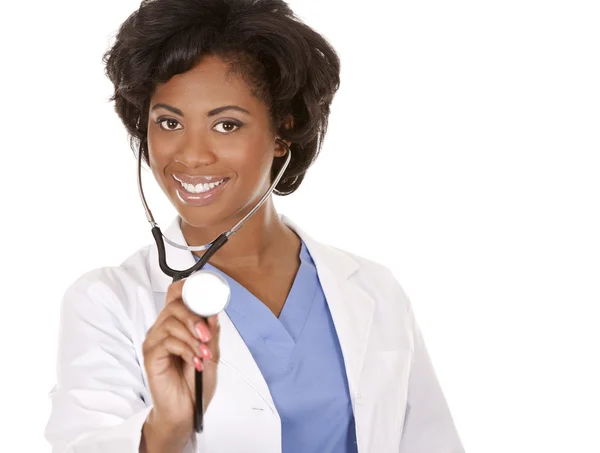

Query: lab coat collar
[148,214,359,294]
[147,214,375,419]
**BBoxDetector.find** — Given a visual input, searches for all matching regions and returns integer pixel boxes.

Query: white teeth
[178,178,225,194]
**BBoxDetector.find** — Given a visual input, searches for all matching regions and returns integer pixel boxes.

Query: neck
[181,198,294,269]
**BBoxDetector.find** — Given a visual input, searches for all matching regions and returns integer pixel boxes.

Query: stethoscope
[137,138,292,433]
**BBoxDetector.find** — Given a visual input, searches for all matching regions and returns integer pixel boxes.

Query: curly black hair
[102,0,341,195]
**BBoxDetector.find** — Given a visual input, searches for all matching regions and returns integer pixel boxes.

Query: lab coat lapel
[148,215,377,425]
[148,217,277,412]
[281,215,376,410]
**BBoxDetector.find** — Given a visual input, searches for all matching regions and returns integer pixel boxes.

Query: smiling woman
[43,1,464,453]
[146,56,291,227]
[150,102,248,206]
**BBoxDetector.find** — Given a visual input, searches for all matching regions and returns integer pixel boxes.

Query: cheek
[147,134,169,172]
[149,164,163,188]
[227,138,273,179]
[147,148,170,190]
[147,150,160,177]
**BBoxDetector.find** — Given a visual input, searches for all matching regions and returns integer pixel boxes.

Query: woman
[44,0,464,452]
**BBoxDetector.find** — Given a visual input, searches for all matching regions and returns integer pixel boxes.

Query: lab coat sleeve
[398,297,465,453]
[44,274,200,453]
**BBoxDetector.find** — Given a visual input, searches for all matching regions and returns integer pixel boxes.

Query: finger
[145,316,208,359]
[165,279,186,306]
[154,299,210,343]
[203,314,221,363]
[146,280,187,336]
[150,336,199,370]
[168,302,212,342]
[163,278,214,340]
[206,314,219,329]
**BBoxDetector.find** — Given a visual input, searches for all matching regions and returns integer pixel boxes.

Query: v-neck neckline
[196,241,318,367]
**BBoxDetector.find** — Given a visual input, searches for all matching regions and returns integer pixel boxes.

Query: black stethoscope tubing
[138,138,292,433]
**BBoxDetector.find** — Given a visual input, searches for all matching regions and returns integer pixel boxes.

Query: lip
[173,176,230,207]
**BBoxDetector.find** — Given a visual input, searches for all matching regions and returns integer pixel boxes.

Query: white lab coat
[44,215,464,453]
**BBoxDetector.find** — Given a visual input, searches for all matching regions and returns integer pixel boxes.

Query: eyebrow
[150,103,251,117]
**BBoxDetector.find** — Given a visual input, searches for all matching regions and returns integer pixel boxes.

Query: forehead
[151,55,260,110]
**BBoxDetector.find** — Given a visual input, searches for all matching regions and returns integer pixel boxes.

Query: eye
[213,120,243,134]
[156,118,183,131]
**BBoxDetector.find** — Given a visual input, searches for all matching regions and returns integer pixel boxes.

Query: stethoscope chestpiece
[182,270,231,317]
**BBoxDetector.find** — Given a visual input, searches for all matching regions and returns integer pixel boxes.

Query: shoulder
[335,245,396,280]
[61,244,154,320]
[328,243,400,285]
[325,244,412,313]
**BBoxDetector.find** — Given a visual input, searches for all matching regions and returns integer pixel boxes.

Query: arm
[43,273,199,453]
[141,408,195,453]
[398,299,465,453]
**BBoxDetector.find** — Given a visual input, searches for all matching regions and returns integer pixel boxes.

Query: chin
[175,203,231,229]
[174,199,246,233]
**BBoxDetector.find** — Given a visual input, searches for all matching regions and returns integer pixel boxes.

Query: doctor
[44,0,464,452]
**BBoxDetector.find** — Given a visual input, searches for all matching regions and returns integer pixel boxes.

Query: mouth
[172,175,231,206]
[173,175,229,194]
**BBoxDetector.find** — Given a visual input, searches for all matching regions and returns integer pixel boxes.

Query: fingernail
[199,344,212,360]
[193,356,203,372]
[195,322,211,342]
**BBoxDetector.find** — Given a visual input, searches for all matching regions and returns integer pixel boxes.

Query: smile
[173,176,228,194]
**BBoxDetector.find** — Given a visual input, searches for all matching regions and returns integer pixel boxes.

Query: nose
[174,132,217,168]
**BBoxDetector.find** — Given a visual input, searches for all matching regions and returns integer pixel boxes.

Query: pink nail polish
[195,325,205,342]
[195,323,210,342]
[199,344,212,360]
[193,356,203,372]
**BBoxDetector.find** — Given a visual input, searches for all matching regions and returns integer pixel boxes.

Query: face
[147,55,286,229]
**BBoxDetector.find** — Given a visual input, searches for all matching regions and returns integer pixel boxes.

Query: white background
[0,0,599,451]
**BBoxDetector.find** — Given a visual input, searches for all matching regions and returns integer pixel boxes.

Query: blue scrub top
[195,240,358,453]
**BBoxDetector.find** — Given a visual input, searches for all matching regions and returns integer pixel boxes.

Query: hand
[142,279,221,439]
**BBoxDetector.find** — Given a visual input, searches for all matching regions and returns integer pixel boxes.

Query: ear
[274,115,294,157]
